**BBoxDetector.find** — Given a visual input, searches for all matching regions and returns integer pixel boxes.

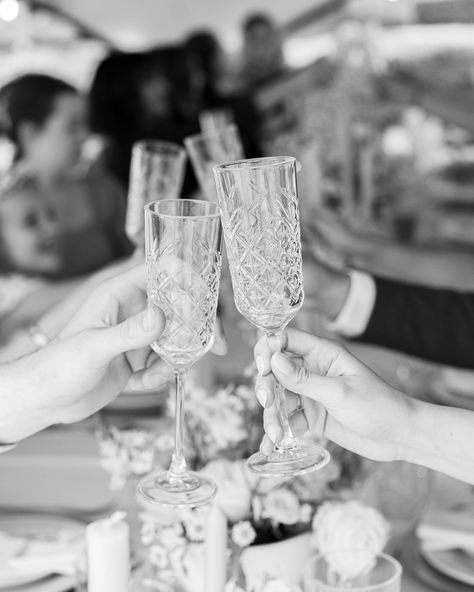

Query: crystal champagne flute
[184,124,243,201]
[125,140,186,246]
[137,199,223,506]
[213,156,330,477]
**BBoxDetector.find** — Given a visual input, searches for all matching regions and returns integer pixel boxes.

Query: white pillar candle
[86,512,130,592]
[205,504,228,592]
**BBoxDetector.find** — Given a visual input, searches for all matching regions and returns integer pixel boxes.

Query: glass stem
[269,331,296,451]
[168,368,188,481]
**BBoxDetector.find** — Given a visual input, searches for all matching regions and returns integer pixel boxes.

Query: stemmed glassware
[184,124,243,201]
[125,140,186,246]
[137,199,223,507]
[213,156,330,477]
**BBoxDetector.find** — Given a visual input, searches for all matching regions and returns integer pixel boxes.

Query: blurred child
[0,169,62,319]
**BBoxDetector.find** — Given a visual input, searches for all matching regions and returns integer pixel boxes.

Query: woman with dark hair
[0,73,132,338]
[239,12,286,90]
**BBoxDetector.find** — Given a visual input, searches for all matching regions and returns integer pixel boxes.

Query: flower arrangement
[97,366,369,591]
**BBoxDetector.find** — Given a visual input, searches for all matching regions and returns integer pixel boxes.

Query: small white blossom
[262,489,301,525]
[231,521,256,548]
[141,521,158,546]
[181,508,207,542]
[149,544,169,569]
[298,504,313,524]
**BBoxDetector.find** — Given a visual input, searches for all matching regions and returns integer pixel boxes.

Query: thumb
[92,307,165,361]
[270,352,344,408]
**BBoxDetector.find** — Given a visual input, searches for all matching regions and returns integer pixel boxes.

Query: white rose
[201,460,252,522]
[231,521,257,548]
[262,489,301,526]
[312,501,390,580]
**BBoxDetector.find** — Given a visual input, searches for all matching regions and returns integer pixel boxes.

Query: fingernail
[267,425,277,443]
[255,356,265,376]
[272,353,293,376]
[256,388,268,408]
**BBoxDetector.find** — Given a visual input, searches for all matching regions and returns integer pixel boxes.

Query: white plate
[0,515,84,589]
[420,543,474,586]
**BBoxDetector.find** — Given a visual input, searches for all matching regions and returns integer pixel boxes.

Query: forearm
[361,243,474,290]
[0,354,60,443]
[404,400,474,484]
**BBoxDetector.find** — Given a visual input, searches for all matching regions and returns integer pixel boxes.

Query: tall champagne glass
[137,199,223,506]
[125,140,186,246]
[184,124,243,201]
[214,157,330,477]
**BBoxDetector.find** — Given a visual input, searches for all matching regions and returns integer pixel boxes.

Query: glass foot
[137,470,217,508]
[248,444,330,477]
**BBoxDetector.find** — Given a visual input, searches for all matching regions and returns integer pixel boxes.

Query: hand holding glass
[214,156,330,477]
[137,200,222,507]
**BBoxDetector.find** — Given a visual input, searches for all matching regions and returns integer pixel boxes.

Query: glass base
[247,444,330,477]
[137,470,217,508]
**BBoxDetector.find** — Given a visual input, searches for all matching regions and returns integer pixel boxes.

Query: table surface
[0,422,472,592]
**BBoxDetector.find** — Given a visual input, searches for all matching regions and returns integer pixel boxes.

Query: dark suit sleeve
[359,276,474,369]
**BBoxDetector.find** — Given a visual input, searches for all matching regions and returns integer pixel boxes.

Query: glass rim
[183,123,238,146]
[144,199,221,220]
[304,552,402,591]
[213,156,296,173]
[133,139,186,156]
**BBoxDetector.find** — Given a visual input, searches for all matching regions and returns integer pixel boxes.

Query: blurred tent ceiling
[36,0,345,50]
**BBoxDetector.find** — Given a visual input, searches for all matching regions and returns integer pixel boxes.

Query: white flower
[159,525,186,550]
[181,508,207,542]
[262,489,301,525]
[169,543,205,592]
[231,521,256,548]
[298,504,313,524]
[311,501,390,581]
[129,449,154,475]
[140,521,158,546]
[201,460,252,522]
[149,544,169,569]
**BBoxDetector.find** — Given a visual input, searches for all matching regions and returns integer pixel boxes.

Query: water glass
[199,108,234,136]
[125,140,186,245]
[303,552,402,592]
[184,124,243,201]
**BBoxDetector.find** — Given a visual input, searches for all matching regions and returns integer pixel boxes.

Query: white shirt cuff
[326,270,376,337]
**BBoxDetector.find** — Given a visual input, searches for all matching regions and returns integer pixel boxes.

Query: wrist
[398,398,435,466]
[0,353,61,443]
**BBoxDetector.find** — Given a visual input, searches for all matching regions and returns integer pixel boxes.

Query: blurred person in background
[239,12,286,91]
[0,74,131,279]
[184,29,264,159]
[89,51,150,190]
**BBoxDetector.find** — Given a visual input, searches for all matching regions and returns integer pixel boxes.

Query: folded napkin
[417,507,474,553]
[0,527,84,577]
